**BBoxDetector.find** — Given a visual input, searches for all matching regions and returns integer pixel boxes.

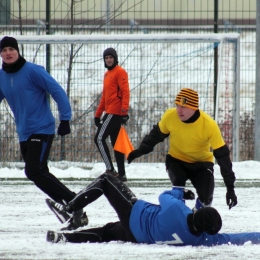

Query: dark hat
[175,88,199,110]
[103,47,118,60]
[0,36,19,52]
[103,47,118,70]
[193,207,222,235]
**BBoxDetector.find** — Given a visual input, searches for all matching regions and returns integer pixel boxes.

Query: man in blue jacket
[46,173,260,246]
[0,36,87,230]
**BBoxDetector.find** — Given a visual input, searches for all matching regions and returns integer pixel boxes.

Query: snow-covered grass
[1,161,260,260]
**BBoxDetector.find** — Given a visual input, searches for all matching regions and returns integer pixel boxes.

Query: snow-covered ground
[1,161,260,260]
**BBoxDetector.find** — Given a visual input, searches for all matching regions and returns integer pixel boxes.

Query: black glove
[226,188,237,209]
[121,115,129,125]
[57,120,71,136]
[127,149,143,164]
[94,117,100,127]
[183,189,195,200]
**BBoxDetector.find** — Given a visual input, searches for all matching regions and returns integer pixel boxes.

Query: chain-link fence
[0,0,257,165]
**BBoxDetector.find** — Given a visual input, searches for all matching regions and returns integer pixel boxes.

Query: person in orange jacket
[94,48,130,182]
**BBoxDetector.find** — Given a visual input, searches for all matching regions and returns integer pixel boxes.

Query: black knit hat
[193,207,222,235]
[103,47,118,69]
[0,36,19,52]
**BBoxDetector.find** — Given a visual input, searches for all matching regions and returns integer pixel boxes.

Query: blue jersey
[0,62,71,141]
[129,188,260,246]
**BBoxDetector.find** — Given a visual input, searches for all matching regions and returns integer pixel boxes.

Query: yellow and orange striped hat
[175,88,199,110]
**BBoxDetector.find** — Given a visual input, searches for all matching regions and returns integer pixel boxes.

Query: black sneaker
[105,169,119,177]
[46,230,66,243]
[45,198,70,224]
[117,175,127,182]
[61,211,89,231]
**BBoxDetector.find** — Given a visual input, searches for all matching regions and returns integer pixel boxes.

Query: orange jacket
[95,65,130,118]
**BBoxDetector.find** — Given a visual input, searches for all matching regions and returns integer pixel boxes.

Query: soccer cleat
[61,211,89,231]
[105,169,119,177]
[46,230,66,243]
[45,198,70,224]
[117,175,127,182]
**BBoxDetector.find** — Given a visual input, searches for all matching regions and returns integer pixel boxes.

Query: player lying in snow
[46,173,260,246]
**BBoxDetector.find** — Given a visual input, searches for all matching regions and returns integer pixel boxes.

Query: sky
[2,161,260,260]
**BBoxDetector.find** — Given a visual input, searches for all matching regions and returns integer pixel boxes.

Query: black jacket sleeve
[138,124,169,154]
[213,144,236,189]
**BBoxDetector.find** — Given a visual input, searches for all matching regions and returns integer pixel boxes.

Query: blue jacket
[0,62,71,141]
[129,188,260,246]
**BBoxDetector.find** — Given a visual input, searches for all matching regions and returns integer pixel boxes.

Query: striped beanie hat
[175,88,199,110]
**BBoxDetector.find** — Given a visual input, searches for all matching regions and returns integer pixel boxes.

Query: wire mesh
[0,0,256,164]
[0,35,238,165]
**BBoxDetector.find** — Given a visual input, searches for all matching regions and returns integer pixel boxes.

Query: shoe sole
[47,230,65,243]
[45,198,70,224]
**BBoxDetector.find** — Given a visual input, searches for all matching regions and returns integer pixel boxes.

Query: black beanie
[103,47,118,69]
[193,207,222,235]
[0,36,19,52]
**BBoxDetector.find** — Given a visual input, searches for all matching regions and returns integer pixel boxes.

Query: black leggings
[64,173,137,243]
[20,134,75,203]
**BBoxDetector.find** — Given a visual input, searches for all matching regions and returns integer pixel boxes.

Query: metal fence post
[255,0,260,160]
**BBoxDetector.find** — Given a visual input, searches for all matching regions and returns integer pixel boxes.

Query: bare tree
[58,0,144,160]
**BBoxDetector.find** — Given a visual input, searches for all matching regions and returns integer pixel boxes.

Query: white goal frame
[13,33,240,161]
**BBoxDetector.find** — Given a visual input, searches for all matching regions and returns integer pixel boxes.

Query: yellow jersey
[158,108,225,163]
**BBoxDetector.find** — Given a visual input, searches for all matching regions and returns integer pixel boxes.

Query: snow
[2,161,260,260]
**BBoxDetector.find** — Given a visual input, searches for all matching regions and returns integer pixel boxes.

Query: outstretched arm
[128,124,169,163]
[214,145,237,209]
[159,187,195,211]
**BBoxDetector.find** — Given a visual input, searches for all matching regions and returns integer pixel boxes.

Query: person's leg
[67,173,137,229]
[109,123,126,177]
[188,162,215,209]
[61,222,136,243]
[20,134,75,203]
[166,155,188,187]
[94,114,117,172]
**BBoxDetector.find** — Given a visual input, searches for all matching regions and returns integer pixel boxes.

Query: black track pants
[166,155,214,206]
[20,134,75,203]
[94,114,125,176]
[63,221,137,243]
[66,173,137,242]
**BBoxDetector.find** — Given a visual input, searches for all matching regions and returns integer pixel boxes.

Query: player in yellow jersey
[128,88,237,210]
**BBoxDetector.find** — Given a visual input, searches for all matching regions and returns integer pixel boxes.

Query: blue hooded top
[129,188,260,246]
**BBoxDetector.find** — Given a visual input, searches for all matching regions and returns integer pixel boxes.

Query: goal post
[215,37,240,162]
[1,33,240,165]
[14,33,239,44]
